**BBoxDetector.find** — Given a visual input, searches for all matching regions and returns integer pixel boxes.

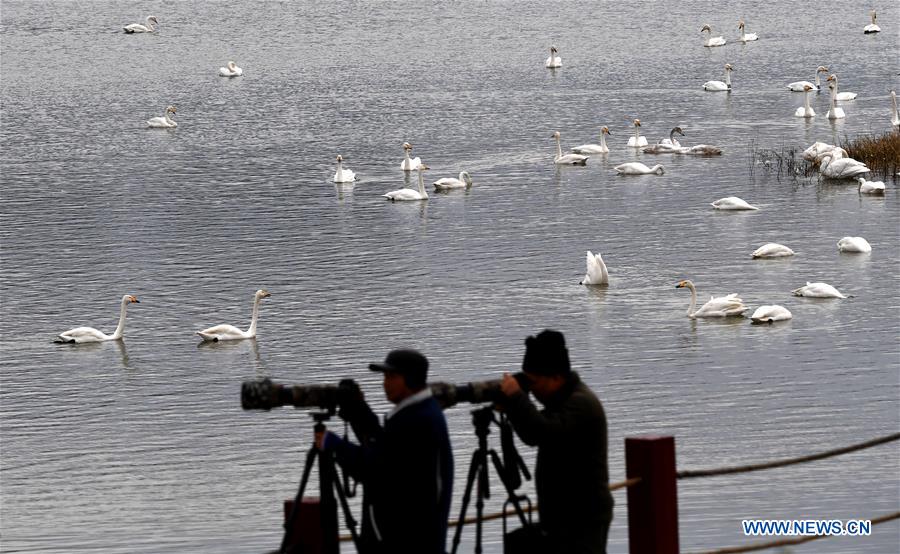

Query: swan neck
[600,133,607,149]
[891,92,898,114]
[555,135,562,158]
[337,159,343,173]
[687,283,697,317]
[725,70,731,86]
[111,297,129,339]
[633,127,640,141]
[417,169,427,196]
[804,90,811,110]
[247,296,261,336]
[403,149,411,162]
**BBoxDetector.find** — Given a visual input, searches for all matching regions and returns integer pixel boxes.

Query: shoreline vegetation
[752,131,900,182]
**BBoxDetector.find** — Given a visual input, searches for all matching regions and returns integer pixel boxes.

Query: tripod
[279,412,360,554]
[450,406,531,554]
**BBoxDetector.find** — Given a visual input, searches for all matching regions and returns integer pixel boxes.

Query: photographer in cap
[499,330,613,554]
[315,349,453,554]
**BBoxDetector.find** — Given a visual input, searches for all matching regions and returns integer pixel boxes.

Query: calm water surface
[2,1,899,552]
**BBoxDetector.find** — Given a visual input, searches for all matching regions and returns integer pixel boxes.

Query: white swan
[675,280,748,318]
[580,251,609,285]
[626,119,648,147]
[384,164,429,201]
[752,243,795,258]
[703,63,733,92]
[545,45,561,68]
[825,83,846,120]
[837,236,872,253]
[124,15,158,33]
[572,127,611,154]
[56,295,140,343]
[737,20,758,42]
[750,305,792,324]
[802,141,838,161]
[147,106,177,128]
[827,74,857,101]
[433,170,472,190]
[400,142,422,171]
[333,155,356,183]
[552,131,588,165]
[792,282,846,298]
[701,24,726,47]
[787,66,828,91]
[711,196,758,210]
[614,162,664,175]
[197,290,271,342]
[219,61,243,77]
[794,85,816,117]
[864,9,881,33]
[642,127,685,153]
[891,91,900,129]
[818,152,870,179]
[858,176,886,194]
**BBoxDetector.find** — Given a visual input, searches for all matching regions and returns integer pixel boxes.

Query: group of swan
[124,15,158,33]
[57,291,274,343]
[545,45,562,68]
[147,106,177,128]
[802,142,872,180]
[703,64,733,92]
[219,61,243,77]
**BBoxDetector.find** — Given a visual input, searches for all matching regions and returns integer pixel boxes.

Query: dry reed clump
[749,144,818,182]
[841,132,900,179]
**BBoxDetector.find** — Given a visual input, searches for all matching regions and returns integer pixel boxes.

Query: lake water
[1,1,898,552]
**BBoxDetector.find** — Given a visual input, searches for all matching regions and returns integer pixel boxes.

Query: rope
[338,476,642,541]
[686,511,900,554]
[677,432,900,479]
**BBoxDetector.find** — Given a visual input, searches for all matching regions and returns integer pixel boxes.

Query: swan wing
[572,143,607,154]
[787,80,816,91]
[694,296,747,317]
[703,80,728,91]
[752,243,794,258]
[383,188,424,201]
[555,153,587,165]
[123,23,149,33]
[433,177,463,189]
[57,326,109,343]
[197,324,247,341]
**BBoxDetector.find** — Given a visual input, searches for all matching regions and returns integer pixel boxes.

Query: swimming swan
[56,295,140,343]
[614,162,664,175]
[864,9,881,33]
[787,66,828,91]
[752,243,795,258]
[827,74,857,101]
[825,83,845,120]
[219,61,243,77]
[675,280,748,318]
[857,176,885,194]
[433,171,472,190]
[552,131,588,165]
[837,236,872,253]
[572,127,611,154]
[891,91,900,129]
[545,45,561,68]
[400,142,422,171]
[124,15,158,33]
[626,119,648,147]
[794,85,816,117]
[384,164,429,201]
[818,152,870,179]
[750,305,792,324]
[711,196,758,210]
[703,63,733,92]
[701,24,726,47]
[791,282,846,298]
[197,290,271,341]
[333,155,356,183]
[737,20,758,42]
[580,251,609,285]
[642,127,684,153]
[147,106,177,128]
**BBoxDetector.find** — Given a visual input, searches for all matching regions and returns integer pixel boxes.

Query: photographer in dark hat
[315,349,453,554]
[499,330,614,554]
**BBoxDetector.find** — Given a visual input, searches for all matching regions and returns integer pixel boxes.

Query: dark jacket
[327,392,453,554]
[505,372,613,554]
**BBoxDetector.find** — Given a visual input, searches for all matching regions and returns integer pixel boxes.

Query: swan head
[675,280,693,290]
[671,126,684,136]
[552,130,561,139]
[632,119,641,128]
[724,63,733,72]
[227,61,237,69]
[336,154,343,162]
[148,16,159,24]
[124,295,140,304]
[826,74,837,84]
[165,105,177,114]
[402,142,412,151]
[738,20,745,29]
[816,65,829,73]
[550,45,558,53]
[601,126,611,135]
[255,289,271,299]
[803,85,813,92]
[417,164,430,171]
[700,24,711,33]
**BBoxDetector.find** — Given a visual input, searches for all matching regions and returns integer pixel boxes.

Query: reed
[841,132,900,179]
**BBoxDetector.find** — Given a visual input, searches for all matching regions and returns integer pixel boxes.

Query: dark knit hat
[521,330,571,376]
[370,349,428,387]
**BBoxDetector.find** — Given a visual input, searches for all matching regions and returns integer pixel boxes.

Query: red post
[625,436,679,554]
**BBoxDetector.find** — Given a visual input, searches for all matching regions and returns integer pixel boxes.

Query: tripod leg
[280,446,319,553]
[450,448,485,554]
[488,450,529,528]
[329,451,361,551]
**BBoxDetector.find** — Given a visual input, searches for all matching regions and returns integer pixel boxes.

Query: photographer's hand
[501,372,523,396]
